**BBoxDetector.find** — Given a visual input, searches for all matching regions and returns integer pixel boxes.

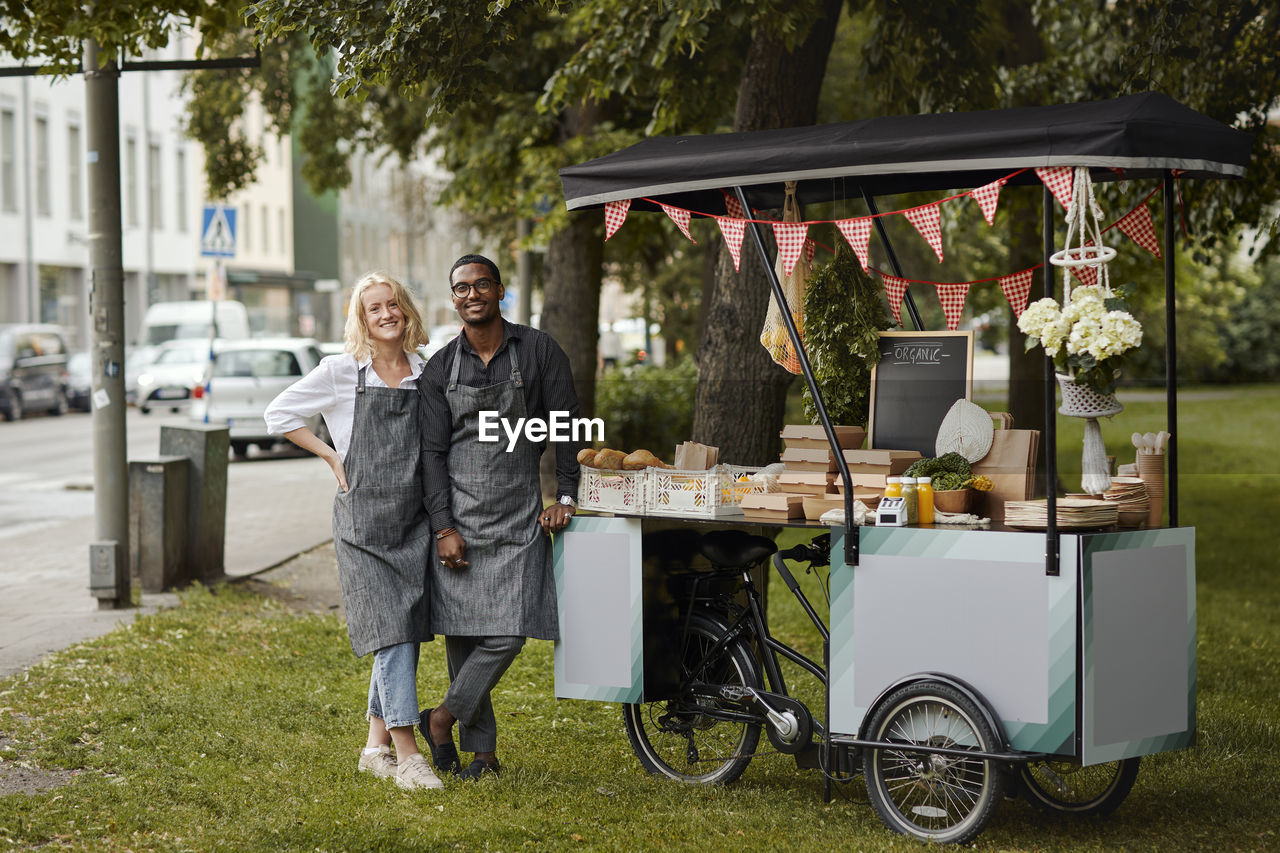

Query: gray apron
[432,337,558,640]
[332,366,434,657]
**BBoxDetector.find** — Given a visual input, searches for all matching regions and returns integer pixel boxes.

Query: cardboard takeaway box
[779,424,866,452]
[740,493,805,521]
[841,448,921,474]
[780,447,838,473]
[777,471,836,496]
[970,428,1040,521]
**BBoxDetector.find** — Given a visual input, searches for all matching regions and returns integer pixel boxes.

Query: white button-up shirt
[265,352,426,461]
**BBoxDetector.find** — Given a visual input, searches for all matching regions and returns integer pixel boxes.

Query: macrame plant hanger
[1049,166,1121,495]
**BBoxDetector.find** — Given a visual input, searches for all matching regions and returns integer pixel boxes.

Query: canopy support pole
[1163,172,1178,526]
[734,186,857,567]
[862,188,925,330]
[1043,184,1059,576]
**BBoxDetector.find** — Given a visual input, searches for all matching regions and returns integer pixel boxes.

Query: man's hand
[540,503,574,535]
[438,532,469,570]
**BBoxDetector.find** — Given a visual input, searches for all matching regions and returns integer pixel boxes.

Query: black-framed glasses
[450,278,497,298]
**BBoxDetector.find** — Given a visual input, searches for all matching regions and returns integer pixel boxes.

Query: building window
[175,148,187,232]
[125,135,138,227]
[67,123,83,220]
[148,143,162,230]
[34,116,50,217]
[242,204,251,252]
[261,203,269,254]
[2,108,18,212]
[278,208,286,257]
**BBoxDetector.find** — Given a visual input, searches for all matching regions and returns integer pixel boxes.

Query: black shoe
[458,757,500,781]
[418,707,461,776]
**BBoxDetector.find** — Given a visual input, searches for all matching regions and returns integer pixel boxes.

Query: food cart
[552,93,1251,844]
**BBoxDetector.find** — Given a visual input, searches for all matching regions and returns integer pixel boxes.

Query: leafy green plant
[801,245,893,427]
[593,358,698,457]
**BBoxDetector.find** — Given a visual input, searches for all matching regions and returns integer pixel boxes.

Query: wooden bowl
[932,488,975,514]
[1116,509,1148,528]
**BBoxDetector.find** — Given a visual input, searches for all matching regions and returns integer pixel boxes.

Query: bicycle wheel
[863,680,1005,844]
[1019,757,1139,816]
[622,611,763,785]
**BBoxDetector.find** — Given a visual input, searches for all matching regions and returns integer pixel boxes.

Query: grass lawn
[0,385,1277,851]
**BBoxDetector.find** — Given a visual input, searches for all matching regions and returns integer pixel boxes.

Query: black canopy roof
[560,93,1252,215]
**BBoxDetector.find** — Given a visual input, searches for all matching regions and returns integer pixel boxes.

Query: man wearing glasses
[417,253,581,781]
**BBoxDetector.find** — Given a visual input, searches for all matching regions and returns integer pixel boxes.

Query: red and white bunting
[969,178,1004,226]
[1115,201,1161,257]
[999,269,1036,317]
[604,199,631,241]
[773,222,808,276]
[1070,264,1099,289]
[659,203,696,243]
[721,190,748,220]
[716,216,746,271]
[935,283,970,331]
[836,217,873,271]
[881,274,910,326]
[805,238,817,263]
[903,203,944,263]
[1035,166,1074,209]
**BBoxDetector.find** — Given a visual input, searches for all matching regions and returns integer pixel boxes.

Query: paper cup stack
[1137,454,1164,527]
[1102,477,1149,528]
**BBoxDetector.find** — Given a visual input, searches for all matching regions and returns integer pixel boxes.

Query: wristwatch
[559,495,577,513]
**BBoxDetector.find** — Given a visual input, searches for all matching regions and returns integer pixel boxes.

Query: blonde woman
[265,271,442,791]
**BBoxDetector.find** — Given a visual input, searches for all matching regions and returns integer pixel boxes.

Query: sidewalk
[0,454,335,679]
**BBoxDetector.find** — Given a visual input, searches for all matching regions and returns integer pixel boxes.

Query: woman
[265,271,442,791]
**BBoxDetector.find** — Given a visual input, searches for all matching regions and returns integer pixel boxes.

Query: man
[418,253,581,780]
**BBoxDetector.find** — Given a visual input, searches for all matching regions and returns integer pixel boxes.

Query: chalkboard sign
[868,331,974,456]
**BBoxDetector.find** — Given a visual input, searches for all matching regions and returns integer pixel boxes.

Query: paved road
[0,407,337,677]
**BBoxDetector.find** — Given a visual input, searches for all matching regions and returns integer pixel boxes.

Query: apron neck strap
[357,365,367,393]
[448,333,522,390]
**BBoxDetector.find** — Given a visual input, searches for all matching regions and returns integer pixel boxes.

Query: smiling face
[449,262,504,328]
[361,283,405,346]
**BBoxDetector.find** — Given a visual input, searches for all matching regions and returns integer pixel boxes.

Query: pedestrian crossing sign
[201,205,237,258]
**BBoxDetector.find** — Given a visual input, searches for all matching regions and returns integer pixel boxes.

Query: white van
[141,301,250,346]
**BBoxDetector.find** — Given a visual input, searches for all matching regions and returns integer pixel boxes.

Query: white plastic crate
[577,466,647,514]
[645,464,765,518]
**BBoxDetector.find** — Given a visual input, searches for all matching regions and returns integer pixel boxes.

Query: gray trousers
[443,635,525,753]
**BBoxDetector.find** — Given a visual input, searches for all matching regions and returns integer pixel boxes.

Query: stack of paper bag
[673,441,718,470]
[970,427,1040,521]
[740,493,805,521]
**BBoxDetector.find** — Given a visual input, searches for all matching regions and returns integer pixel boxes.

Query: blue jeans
[367,642,420,730]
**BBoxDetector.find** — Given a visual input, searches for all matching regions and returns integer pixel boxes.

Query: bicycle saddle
[699,530,777,568]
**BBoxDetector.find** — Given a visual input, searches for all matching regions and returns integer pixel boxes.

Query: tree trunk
[693,0,843,465]
[541,209,603,419]
[1006,194,1049,497]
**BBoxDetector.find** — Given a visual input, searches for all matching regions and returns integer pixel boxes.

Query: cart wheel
[863,680,1005,844]
[622,611,762,785]
[1019,757,1139,816]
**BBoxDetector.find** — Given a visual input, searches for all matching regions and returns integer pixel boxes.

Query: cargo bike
[553,94,1250,844]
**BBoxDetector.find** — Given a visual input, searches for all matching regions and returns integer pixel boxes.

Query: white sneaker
[395,753,445,790]
[358,745,398,779]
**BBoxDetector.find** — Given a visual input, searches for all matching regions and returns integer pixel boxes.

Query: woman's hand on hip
[325,452,349,492]
[438,533,468,570]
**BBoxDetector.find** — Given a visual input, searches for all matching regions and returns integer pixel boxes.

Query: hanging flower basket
[1056,372,1123,419]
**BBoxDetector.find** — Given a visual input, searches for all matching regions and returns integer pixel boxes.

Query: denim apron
[332,366,433,657]
[432,337,558,640]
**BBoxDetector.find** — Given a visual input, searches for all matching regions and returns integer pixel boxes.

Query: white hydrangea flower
[1017,298,1061,339]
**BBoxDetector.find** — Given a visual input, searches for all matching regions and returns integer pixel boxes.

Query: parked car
[189,338,328,458]
[65,351,93,411]
[0,323,70,420]
[124,344,158,405]
[134,339,213,414]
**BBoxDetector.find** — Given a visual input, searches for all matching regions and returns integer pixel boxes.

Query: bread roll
[577,447,597,466]
[623,449,664,470]
[595,449,627,470]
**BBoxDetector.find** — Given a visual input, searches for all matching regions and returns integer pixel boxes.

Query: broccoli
[903,452,973,482]
[932,472,967,491]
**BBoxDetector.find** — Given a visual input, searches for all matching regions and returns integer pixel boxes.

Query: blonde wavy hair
[343,271,430,361]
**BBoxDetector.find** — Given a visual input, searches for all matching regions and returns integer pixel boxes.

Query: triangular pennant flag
[805,238,817,263]
[604,199,630,240]
[721,190,747,220]
[1035,166,1074,209]
[969,179,1003,226]
[1070,264,1099,289]
[659,203,696,243]
[772,222,808,276]
[716,217,746,272]
[881,273,909,326]
[1115,201,1161,258]
[935,283,970,331]
[835,217,873,271]
[903,203,944,263]
[999,269,1036,317]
